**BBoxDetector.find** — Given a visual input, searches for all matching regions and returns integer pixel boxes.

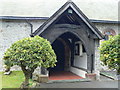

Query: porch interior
[48,32,86,80]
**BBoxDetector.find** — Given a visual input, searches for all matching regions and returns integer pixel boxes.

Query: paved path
[100,71,117,80]
[36,80,119,89]
[34,75,119,89]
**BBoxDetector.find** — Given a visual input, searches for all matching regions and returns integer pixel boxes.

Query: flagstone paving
[49,71,83,80]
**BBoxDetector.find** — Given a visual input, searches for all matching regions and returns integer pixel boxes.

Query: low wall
[70,66,87,78]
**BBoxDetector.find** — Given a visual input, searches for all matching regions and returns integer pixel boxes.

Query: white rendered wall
[71,41,87,78]
[74,53,87,69]
[74,41,87,69]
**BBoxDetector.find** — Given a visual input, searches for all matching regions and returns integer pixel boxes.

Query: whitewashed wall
[71,52,87,78]
[70,41,87,77]
[73,41,87,69]
[74,53,87,69]
[0,19,45,71]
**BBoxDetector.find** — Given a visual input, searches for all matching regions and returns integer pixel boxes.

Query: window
[75,42,83,56]
[75,43,79,55]
[103,29,116,40]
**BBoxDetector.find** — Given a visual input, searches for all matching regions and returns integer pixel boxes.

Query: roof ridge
[67,0,73,2]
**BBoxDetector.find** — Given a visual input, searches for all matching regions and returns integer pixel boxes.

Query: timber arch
[40,24,94,73]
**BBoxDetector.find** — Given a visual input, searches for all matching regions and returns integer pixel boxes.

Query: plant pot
[38,75,49,83]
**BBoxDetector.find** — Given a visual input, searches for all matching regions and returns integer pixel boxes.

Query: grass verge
[0,71,24,88]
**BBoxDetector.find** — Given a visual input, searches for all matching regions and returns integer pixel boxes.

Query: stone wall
[94,23,119,35]
[0,19,45,71]
[0,19,119,71]
[94,23,119,72]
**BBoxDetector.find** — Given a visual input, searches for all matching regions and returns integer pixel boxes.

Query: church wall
[94,23,119,35]
[0,19,45,71]
[0,19,119,72]
[94,23,119,71]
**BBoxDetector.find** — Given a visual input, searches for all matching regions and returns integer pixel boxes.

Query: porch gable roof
[31,0,104,39]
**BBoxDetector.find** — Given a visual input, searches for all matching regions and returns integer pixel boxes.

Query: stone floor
[49,71,83,80]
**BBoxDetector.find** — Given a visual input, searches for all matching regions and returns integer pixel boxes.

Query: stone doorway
[49,35,72,73]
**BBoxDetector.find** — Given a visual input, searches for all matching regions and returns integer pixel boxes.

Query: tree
[3,36,57,88]
[99,34,120,74]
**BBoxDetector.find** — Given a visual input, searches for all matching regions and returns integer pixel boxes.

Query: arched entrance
[39,23,97,78]
[49,32,74,72]
[48,32,87,79]
[50,37,72,72]
[51,38,65,71]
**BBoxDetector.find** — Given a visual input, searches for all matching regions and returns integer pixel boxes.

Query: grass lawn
[0,71,25,88]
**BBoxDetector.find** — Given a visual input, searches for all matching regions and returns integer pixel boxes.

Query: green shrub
[3,36,57,88]
[99,34,120,74]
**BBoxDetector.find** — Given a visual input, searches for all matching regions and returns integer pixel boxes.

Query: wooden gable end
[31,1,103,39]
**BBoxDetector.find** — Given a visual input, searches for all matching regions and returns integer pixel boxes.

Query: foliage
[99,34,120,74]
[3,36,57,88]
[3,36,57,68]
